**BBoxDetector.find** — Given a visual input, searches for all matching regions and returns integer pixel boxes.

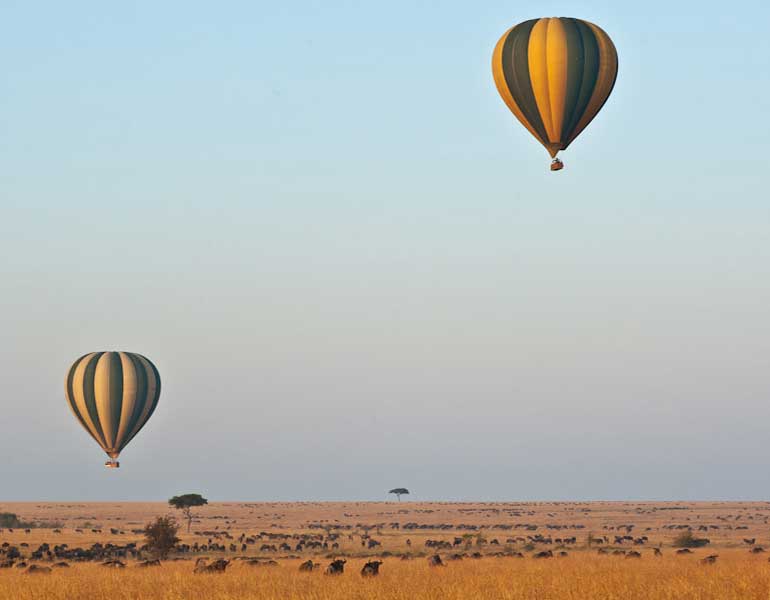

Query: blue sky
[1,0,769,501]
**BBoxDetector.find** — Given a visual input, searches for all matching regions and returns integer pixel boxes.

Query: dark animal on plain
[470,552,483,559]
[625,551,641,559]
[194,558,230,573]
[406,539,411,546]
[533,550,553,559]
[367,539,381,549]
[653,548,662,556]
[325,559,346,575]
[751,547,766,553]
[361,560,382,577]
[557,551,568,557]
[102,560,126,568]
[25,565,52,575]
[676,549,692,554]
[137,560,161,567]
[52,562,70,568]
[701,555,718,564]
[511,552,524,558]
[298,560,315,572]
[427,554,445,567]
[15,562,28,569]
[744,538,756,545]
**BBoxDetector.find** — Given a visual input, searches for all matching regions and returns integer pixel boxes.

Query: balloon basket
[104,460,120,469]
[550,158,564,172]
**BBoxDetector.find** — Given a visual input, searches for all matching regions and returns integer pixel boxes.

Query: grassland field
[3,501,770,599]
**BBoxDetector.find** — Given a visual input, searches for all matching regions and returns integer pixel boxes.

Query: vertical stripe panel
[544,18,569,142]
[527,19,556,143]
[492,27,544,145]
[565,21,618,147]
[114,352,139,452]
[71,352,108,448]
[65,354,99,445]
[94,352,123,451]
[561,20,600,142]
[120,354,161,450]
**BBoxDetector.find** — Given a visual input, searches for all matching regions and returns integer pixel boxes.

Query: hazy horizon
[2,0,769,502]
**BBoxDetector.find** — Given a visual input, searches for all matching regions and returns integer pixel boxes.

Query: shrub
[144,516,180,559]
[0,513,22,528]
[672,530,710,548]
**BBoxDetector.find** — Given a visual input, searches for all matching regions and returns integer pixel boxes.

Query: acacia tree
[388,488,410,501]
[168,493,208,532]
[144,516,180,559]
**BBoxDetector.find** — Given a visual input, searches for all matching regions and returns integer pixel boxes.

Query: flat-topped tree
[389,488,410,501]
[169,493,208,532]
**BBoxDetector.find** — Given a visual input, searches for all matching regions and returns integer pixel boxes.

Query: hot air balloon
[492,17,618,171]
[65,352,160,468]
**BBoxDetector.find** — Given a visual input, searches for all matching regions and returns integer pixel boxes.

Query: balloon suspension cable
[550,158,564,172]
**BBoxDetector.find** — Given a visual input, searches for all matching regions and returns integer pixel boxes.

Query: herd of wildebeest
[4,506,770,576]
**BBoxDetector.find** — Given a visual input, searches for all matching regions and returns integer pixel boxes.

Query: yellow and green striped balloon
[65,352,161,468]
[492,17,618,168]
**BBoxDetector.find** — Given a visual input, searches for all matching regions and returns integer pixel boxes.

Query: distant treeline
[0,512,63,529]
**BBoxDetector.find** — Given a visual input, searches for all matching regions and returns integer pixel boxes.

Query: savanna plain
[3,501,770,599]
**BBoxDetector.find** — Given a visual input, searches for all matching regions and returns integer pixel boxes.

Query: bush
[672,530,710,548]
[144,516,180,559]
[0,513,22,528]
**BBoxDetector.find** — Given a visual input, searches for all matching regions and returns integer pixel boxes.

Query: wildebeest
[325,559,346,575]
[52,562,70,568]
[676,549,693,555]
[298,560,315,572]
[653,548,662,556]
[25,565,52,575]
[744,538,756,545]
[137,559,161,567]
[427,554,445,567]
[751,547,766,553]
[625,551,641,559]
[533,550,553,559]
[361,560,382,577]
[701,554,718,564]
[102,560,126,568]
[194,558,230,573]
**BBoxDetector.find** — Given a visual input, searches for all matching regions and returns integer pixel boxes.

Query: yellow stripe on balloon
[545,18,569,143]
[527,19,555,142]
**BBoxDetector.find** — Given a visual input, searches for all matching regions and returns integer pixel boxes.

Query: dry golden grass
[3,502,770,599]
[2,552,770,600]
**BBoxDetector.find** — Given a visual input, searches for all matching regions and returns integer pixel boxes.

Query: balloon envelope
[492,17,618,163]
[65,352,160,465]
